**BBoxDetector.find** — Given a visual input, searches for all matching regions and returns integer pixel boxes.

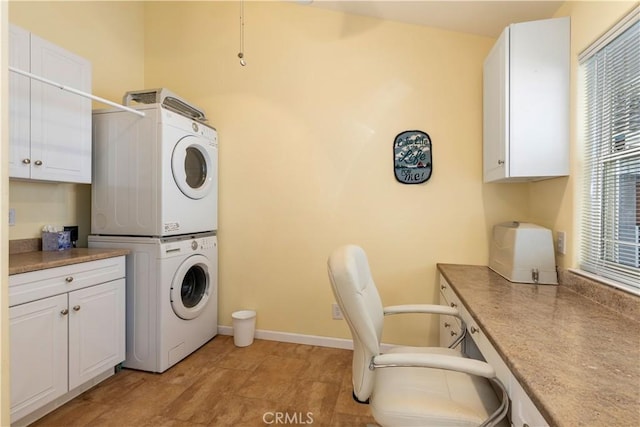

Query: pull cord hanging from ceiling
[238,0,246,66]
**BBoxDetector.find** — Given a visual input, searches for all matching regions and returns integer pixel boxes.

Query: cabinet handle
[498,160,505,165]
[22,158,31,164]
[470,326,479,334]
[73,305,81,311]
[60,308,69,316]
[450,330,458,337]
[34,160,43,166]
[450,302,457,308]
[65,276,74,283]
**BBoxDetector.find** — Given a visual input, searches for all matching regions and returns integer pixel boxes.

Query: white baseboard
[217,326,398,352]
[217,325,354,349]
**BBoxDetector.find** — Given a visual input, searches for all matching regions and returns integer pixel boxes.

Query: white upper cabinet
[9,24,92,183]
[483,17,570,183]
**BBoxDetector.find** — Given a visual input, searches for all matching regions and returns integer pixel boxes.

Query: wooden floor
[30,335,377,427]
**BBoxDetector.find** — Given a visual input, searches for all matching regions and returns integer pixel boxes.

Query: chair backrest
[327,244,384,402]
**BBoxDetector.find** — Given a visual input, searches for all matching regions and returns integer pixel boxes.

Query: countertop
[9,248,130,275]
[437,263,640,427]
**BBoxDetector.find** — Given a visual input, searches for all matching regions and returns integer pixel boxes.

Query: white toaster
[489,221,558,285]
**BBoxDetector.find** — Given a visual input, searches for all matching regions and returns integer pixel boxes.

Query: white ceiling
[305,1,564,38]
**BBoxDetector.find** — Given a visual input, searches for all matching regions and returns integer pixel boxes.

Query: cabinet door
[30,33,92,183]
[509,18,570,179]
[68,279,125,390]
[8,24,31,179]
[10,294,68,423]
[483,27,509,183]
[511,376,549,427]
[483,17,569,182]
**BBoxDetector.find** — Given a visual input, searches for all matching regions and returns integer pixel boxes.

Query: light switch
[557,231,566,255]
[9,208,15,226]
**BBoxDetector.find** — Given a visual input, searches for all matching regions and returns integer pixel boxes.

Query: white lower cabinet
[10,294,68,421]
[438,280,463,348]
[68,280,125,390]
[9,257,125,425]
[510,376,549,427]
[439,274,548,427]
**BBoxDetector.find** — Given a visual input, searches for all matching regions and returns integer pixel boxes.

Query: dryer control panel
[197,236,217,250]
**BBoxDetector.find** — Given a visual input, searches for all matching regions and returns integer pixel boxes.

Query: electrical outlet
[8,208,15,226]
[557,231,566,255]
[331,303,343,320]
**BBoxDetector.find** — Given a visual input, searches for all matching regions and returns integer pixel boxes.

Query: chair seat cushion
[371,347,506,427]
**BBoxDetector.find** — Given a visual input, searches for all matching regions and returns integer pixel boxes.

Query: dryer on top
[92,104,218,237]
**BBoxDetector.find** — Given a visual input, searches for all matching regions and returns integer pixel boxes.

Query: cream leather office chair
[327,244,508,427]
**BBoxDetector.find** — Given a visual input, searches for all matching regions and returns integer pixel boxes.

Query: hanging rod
[9,66,146,118]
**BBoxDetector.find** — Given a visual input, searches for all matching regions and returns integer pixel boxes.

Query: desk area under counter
[437,264,640,427]
[8,246,129,426]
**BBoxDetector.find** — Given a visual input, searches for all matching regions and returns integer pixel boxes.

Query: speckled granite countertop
[437,264,640,427]
[9,248,130,275]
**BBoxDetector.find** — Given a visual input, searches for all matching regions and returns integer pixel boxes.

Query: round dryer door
[170,254,213,320]
[172,135,215,200]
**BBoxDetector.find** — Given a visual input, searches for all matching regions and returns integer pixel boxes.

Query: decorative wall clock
[393,130,432,184]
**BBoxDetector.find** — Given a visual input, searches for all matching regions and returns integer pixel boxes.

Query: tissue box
[42,231,72,251]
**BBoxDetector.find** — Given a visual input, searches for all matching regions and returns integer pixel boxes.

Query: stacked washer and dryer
[89,89,218,373]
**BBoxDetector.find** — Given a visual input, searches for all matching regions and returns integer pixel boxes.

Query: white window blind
[580,7,640,290]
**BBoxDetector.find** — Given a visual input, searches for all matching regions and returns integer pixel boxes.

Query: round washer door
[170,254,213,320]
[171,135,215,200]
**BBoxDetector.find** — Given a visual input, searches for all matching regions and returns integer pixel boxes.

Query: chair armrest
[384,304,460,318]
[383,304,466,350]
[371,353,496,379]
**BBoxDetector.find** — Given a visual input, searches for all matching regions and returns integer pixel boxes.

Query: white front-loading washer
[91,104,218,237]
[89,232,218,373]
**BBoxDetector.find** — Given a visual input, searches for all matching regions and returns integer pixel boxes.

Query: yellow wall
[142,1,530,345]
[8,0,146,247]
[3,1,637,418]
[530,0,638,268]
[7,0,635,351]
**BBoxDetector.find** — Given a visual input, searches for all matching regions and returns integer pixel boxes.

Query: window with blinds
[579,7,639,291]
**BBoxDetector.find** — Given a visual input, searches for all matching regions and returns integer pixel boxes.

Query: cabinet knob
[497,160,505,165]
[450,330,458,337]
[450,302,457,308]
[60,308,69,316]
[34,160,43,166]
[444,322,451,328]
[470,326,479,334]
[73,305,81,311]
[440,284,446,290]
[22,158,31,164]
[65,276,74,283]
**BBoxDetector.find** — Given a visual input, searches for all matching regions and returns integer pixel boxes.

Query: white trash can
[232,310,256,347]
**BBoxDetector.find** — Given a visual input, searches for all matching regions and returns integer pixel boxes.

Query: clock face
[394,130,432,184]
